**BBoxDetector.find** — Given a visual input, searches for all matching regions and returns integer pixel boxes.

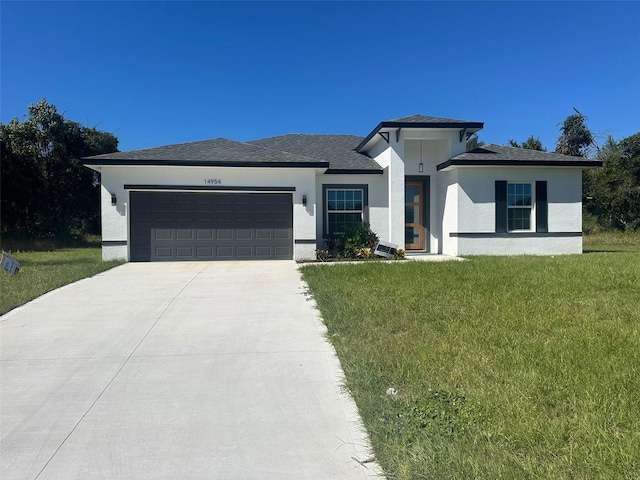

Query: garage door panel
[130,192,292,261]
[197,230,213,240]
[274,246,290,256]
[176,247,195,258]
[196,246,213,257]
[255,229,271,239]
[176,230,193,240]
[274,229,291,239]
[236,246,253,257]
[257,246,277,256]
[154,247,173,258]
[216,246,234,258]
[154,229,173,240]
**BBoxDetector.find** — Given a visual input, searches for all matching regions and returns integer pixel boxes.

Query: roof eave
[356,121,485,152]
[323,168,384,175]
[436,159,604,171]
[81,159,330,168]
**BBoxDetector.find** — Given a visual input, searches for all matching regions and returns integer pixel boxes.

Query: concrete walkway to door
[1,261,382,480]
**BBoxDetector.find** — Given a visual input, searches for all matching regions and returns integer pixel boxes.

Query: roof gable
[356,114,484,152]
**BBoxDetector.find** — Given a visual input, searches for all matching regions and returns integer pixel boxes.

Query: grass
[0,248,124,316]
[583,230,640,252]
[300,242,640,479]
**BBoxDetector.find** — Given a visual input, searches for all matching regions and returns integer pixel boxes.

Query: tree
[508,135,546,151]
[583,133,640,231]
[1,99,118,242]
[466,134,484,152]
[555,108,597,157]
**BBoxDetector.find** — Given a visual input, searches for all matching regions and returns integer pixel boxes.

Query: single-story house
[82,115,602,262]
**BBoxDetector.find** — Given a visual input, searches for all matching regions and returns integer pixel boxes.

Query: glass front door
[405,182,424,250]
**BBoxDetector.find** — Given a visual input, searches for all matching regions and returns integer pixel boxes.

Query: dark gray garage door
[130,192,293,261]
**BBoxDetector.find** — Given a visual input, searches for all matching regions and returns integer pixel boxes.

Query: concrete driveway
[1,261,382,479]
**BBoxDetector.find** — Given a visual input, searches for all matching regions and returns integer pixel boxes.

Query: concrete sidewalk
[1,261,382,479]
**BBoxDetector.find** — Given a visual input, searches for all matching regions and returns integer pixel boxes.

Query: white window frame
[507,182,534,232]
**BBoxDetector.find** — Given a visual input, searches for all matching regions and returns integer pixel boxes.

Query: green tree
[584,133,640,231]
[466,134,484,152]
[508,135,546,151]
[1,99,118,242]
[555,108,597,157]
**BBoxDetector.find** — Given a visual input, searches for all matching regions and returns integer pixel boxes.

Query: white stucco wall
[440,170,459,256]
[365,129,468,252]
[387,136,405,247]
[456,235,582,256]
[368,138,390,169]
[314,173,389,246]
[447,167,584,255]
[98,165,318,261]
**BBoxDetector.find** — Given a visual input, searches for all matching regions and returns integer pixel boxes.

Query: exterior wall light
[418,162,424,173]
[302,194,307,207]
[111,194,117,206]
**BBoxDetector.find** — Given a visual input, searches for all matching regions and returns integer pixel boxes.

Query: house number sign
[204,178,222,185]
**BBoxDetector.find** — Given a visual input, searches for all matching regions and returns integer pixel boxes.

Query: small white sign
[374,241,398,258]
[1,252,20,275]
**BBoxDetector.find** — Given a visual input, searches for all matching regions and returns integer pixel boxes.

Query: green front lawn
[0,248,124,316]
[301,249,640,479]
[583,230,640,252]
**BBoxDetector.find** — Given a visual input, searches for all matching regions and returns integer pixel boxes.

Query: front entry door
[405,182,424,250]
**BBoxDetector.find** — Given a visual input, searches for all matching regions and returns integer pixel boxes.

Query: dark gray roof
[82,137,327,168]
[248,134,382,173]
[390,114,481,124]
[437,144,603,170]
[357,114,484,152]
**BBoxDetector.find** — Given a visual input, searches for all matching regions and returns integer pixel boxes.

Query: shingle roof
[437,144,603,171]
[390,114,481,124]
[356,114,484,152]
[248,134,382,173]
[82,137,328,168]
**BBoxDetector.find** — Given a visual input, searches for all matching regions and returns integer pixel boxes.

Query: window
[496,181,547,234]
[326,188,365,235]
[507,183,532,231]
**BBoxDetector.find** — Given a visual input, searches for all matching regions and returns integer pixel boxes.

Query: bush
[393,248,406,260]
[338,223,379,258]
[315,249,332,262]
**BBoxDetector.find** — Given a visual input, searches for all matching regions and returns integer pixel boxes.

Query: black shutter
[536,181,548,233]
[495,181,507,233]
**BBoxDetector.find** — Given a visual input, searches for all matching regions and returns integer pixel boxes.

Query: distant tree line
[1,99,118,245]
[584,133,640,231]
[467,109,640,232]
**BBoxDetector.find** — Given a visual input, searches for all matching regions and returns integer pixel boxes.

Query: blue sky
[2,1,639,153]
